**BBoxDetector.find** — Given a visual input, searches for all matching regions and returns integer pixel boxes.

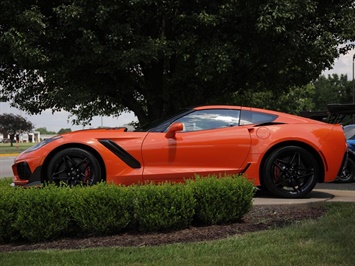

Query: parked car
[12,105,347,198]
[337,124,355,182]
[301,103,355,183]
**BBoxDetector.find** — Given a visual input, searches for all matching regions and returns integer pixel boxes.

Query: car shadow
[254,189,333,200]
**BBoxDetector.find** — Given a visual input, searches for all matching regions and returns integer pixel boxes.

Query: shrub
[188,175,255,225]
[133,182,196,232]
[0,178,12,188]
[70,183,133,235]
[0,174,255,242]
[0,185,21,242]
[14,185,73,242]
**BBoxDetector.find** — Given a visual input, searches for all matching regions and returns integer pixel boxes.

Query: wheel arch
[259,141,325,188]
[41,143,107,182]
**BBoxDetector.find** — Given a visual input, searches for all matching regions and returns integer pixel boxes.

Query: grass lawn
[0,143,34,154]
[0,202,354,266]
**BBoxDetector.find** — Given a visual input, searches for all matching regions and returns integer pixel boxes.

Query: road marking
[0,154,19,157]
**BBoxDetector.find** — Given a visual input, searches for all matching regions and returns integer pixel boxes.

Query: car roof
[194,105,287,116]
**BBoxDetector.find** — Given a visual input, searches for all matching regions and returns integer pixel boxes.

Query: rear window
[240,110,278,125]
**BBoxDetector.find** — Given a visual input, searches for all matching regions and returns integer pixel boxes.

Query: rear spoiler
[300,103,355,124]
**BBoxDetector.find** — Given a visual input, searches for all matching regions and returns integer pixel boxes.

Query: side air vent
[98,140,141,169]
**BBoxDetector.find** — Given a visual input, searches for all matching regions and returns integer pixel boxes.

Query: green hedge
[70,183,133,236]
[133,182,195,232]
[0,175,255,243]
[14,186,72,241]
[188,175,255,225]
[0,181,21,242]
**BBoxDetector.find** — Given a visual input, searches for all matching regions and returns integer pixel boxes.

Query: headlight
[24,135,63,153]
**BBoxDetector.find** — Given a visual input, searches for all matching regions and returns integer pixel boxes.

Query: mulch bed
[0,202,326,252]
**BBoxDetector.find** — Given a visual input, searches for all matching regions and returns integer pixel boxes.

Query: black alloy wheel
[262,146,319,198]
[47,147,102,186]
[337,156,355,183]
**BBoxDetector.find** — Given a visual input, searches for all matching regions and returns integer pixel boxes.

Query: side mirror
[165,122,184,138]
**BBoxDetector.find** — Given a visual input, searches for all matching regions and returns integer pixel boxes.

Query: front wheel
[262,146,320,198]
[47,148,102,186]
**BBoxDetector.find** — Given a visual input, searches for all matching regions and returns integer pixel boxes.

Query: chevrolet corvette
[12,105,348,198]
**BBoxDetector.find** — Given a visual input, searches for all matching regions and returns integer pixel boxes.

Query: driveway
[254,182,355,205]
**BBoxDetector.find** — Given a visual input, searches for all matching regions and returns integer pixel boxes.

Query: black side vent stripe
[240,163,251,174]
[98,140,141,169]
[255,122,285,127]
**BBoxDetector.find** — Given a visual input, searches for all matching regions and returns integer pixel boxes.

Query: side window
[240,110,278,125]
[172,109,240,132]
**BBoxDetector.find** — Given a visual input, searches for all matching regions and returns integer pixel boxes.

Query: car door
[141,109,252,182]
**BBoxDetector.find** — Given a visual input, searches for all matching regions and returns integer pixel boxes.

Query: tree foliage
[0,113,33,145]
[35,127,56,135]
[0,0,354,125]
[312,74,354,111]
[57,128,72,134]
[230,84,316,115]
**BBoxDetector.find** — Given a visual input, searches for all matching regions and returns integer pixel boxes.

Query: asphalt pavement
[0,154,16,178]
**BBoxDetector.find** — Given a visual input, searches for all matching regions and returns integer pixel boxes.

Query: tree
[0,113,33,146]
[57,128,72,134]
[227,84,315,115]
[35,127,56,135]
[1,0,354,125]
[312,74,353,111]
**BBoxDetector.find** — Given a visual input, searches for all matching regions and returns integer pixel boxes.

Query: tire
[262,146,319,198]
[47,148,102,186]
[337,156,355,183]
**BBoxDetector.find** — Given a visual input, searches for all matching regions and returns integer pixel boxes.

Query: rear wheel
[262,146,319,198]
[47,148,102,186]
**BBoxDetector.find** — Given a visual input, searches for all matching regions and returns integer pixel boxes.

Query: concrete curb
[253,189,355,205]
[318,189,355,202]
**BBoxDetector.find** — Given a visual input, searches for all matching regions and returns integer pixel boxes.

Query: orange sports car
[12,105,348,198]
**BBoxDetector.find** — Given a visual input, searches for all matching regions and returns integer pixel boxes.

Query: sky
[1,48,354,133]
[322,49,355,79]
[0,103,138,133]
